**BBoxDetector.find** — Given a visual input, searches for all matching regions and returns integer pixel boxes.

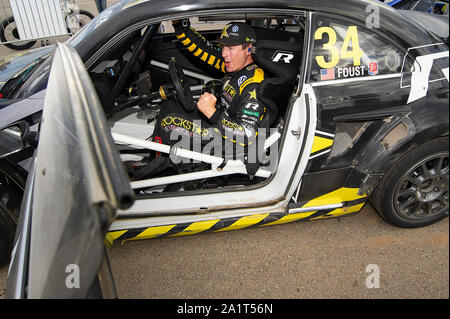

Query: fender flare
[354,98,449,195]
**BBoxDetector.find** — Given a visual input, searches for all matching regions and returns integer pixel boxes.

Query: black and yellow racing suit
[158,23,266,148]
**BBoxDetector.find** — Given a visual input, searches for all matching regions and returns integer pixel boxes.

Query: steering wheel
[168,59,196,112]
[201,79,224,101]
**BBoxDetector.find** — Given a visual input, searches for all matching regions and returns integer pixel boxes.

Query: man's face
[221,45,251,73]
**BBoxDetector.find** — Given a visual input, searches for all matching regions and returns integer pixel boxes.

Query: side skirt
[106,187,368,245]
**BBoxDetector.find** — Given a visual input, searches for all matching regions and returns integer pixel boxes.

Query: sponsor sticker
[238,75,248,86]
[161,116,210,137]
[271,51,294,63]
[243,109,260,117]
[245,102,258,110]
[368,61,378,75]
[248,89,257,100]
[223,83,236,98]
[221,118,245,134]
[221,26,230,38]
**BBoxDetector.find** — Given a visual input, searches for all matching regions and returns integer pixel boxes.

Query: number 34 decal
[315,26,363,69]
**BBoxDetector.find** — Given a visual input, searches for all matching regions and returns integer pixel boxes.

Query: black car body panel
[398,10,449,42]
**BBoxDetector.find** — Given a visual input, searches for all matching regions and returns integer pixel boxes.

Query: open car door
[6,43,134,298]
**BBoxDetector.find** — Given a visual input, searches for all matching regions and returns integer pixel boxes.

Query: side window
[309,15,405,82]
[400,43,449,88]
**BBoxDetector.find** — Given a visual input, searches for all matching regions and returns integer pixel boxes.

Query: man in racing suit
[153,21,266,156]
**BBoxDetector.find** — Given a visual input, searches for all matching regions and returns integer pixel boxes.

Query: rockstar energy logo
[221,25,230,38]
[223,83,236,98]
[221,118,245,133]
[161,116,210,137]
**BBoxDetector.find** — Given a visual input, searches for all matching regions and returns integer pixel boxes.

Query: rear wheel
[66,10,94,34]
[0,17,36,51]
[370,137,449,228]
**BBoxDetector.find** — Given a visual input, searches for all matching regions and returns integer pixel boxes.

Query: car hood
[0,46,53,90]
[398,10,449,41]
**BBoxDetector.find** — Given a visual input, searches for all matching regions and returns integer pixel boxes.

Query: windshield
[0,46,53,99]
[10,55,52,100]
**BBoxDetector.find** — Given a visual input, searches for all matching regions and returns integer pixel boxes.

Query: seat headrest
[252,40,302,81]
[253,27,303,43]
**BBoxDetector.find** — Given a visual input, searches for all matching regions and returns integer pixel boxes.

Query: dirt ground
[2,204,448,299]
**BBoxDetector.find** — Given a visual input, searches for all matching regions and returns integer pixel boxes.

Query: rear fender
[355,91,449,194]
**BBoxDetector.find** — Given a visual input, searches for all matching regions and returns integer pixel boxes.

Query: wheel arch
[355,99,449,178]
[376,122,448,176]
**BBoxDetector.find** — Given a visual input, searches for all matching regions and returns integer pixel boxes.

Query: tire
[370,137,449,228]
[0,17,36,51]
[66,10,95,34]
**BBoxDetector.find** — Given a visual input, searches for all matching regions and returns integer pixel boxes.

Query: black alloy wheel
[394,152,448,220]
[371,137,449,228]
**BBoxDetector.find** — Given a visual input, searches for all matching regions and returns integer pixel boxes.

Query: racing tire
[370,137,449,228]
[0,17,36,51]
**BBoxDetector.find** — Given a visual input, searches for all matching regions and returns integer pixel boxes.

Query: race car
[1,0,448,298]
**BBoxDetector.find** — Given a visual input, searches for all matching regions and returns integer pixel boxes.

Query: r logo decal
[271,51,294,63]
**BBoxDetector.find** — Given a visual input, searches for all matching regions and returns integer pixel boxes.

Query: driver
[153,20,266,154]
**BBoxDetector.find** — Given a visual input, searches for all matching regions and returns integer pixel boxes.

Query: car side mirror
[0,121,30,159]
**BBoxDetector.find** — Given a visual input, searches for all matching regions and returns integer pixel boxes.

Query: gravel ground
[1,204,448,299]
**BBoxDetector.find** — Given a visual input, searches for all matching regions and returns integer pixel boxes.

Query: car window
[309,15,406,83]
[14,55,52,99]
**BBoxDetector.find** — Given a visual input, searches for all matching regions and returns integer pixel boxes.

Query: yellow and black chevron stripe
[309,131,334,158]
[106,187,367,245]
[176,32,226,73]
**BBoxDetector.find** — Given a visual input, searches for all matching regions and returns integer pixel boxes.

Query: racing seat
[251,35,303,126]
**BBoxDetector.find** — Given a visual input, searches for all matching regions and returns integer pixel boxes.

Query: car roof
[125,0,440,41]
[74,0,441,59]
